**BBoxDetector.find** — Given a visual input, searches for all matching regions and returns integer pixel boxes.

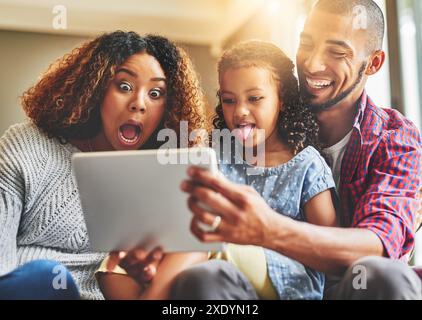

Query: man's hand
[107,247,164,285]
[181,167,384,275]
[181,166,278,247]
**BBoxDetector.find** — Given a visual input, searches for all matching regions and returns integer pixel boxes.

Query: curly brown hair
[22,31,208,147]
[213,40,321,155]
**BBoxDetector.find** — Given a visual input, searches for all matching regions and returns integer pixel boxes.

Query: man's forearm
[262,215,385,275]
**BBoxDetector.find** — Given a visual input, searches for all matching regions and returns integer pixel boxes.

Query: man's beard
[300,63,366,113]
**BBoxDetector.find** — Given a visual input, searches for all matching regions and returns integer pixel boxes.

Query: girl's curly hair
[22,31,207,147]
[213,40,321,155]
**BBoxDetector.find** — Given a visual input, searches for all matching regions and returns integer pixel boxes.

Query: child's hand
[107,247,164,284]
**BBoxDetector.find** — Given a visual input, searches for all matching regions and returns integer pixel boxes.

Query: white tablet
[72,148,222,252]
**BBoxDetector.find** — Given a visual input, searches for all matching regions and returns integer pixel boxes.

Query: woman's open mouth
[118,123,142,146]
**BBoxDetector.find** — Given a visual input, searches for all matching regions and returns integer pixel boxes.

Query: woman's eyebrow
[151,77,166,83]
[116,68,137,78]
[115,69,166,83]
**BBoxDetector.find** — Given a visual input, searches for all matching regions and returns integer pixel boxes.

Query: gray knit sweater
[0,122,107,300]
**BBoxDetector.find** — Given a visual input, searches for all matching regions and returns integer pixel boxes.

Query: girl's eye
[119,82,132,92]
[249,96,264,102]
[150,89,164,99]
[222,98,235,104]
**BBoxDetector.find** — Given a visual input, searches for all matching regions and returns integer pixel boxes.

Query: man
[171,0,422,299]
[112,0,422,299]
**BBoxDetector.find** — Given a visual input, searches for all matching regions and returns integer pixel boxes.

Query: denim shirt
[219,145,335,300]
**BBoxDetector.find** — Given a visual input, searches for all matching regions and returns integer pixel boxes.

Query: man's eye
[299,42,313,50]
[119,82,132,92]
[330,51,346,58]
[150,89,164,99]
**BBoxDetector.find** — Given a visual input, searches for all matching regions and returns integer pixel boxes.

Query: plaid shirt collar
[352,91,368,136]
[340,91,367,186]
[336,91,421,257]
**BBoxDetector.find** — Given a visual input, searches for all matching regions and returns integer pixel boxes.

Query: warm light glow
[266,0,281,14]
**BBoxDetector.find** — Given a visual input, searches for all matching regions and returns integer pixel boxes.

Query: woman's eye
[249,96,263,102]
[119,82,132,92]
[150,89,164,99]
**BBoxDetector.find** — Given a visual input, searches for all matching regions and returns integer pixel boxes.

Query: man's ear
[365,50,385,76]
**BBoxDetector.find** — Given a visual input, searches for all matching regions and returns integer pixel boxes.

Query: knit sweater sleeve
[0,125,26,275]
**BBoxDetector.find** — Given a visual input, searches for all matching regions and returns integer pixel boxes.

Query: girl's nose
[234,104,250,118]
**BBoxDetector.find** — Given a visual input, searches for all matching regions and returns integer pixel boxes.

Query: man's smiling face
[296,9,369,113]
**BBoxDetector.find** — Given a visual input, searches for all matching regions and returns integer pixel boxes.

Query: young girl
[0,31,208,299]
[173,40,339,300]
[108,41,338,300]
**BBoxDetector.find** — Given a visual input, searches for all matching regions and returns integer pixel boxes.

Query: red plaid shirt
[339,92,422,260]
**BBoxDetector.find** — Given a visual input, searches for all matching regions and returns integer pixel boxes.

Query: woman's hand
[106,247,164,285]
[181,167,279,247]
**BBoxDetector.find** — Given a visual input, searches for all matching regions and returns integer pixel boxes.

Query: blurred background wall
[0,0,313,133]
[0,0,421,264]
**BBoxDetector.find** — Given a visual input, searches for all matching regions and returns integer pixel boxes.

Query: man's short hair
[314,0,385,53]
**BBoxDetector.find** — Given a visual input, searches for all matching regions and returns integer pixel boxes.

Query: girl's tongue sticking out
[118,123,142,146]
[235,124,255,142]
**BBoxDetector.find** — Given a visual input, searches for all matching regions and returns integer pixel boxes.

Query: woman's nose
[129,103,146,113]
[129,94,147,113]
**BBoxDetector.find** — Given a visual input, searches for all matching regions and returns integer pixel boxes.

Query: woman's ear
[366,50,385,76]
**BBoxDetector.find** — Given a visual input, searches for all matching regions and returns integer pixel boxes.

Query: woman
[0,31,207,299]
